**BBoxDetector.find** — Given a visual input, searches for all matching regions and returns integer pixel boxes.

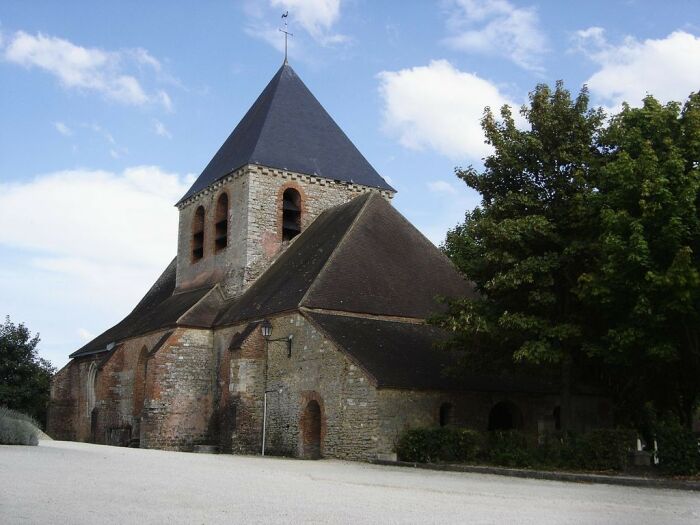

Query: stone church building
[48,63,610,459]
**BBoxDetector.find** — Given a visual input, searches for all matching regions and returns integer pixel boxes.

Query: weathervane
[280,11,293,64]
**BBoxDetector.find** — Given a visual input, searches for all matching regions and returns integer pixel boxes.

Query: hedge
[396,426,638,472]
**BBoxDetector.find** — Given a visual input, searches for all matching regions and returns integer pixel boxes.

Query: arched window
[488,400,524,431]
[282,188,301,241]
[439,402,453,427]
[214,193,229,252]
[86,362,97,417]
[192,206,205,262]
[133,346,148,418]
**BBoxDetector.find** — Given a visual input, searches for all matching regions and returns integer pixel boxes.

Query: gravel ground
[1,441,698,524]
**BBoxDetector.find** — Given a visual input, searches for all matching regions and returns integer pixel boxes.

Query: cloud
[0,166,192,268]
[444,0,547,72]
[53,121,72,136]
[573,29,700,109]
[3,31,172,109]
[427,180,458,195]
[153,119,172,139]
[377,59,520,160]
[244,0,348,55]
[270,0,347,44]
[0,166,195,367]
[77,328,95,342]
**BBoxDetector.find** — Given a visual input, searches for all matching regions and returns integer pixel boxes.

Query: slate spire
[178,64,394,204]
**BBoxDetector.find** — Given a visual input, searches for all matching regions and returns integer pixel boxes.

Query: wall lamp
[260,319,293,357]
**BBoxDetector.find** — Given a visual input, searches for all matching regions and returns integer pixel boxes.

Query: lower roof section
[305,311,561,394]
[70,258,212,358]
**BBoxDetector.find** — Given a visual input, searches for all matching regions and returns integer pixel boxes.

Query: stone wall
[175,168,249,294]
[91,330,174,446]
[140,328,217,450]
[47,356,100,441]
[376,389,613,454]
[218,313,381,461]
[175,164,394,298]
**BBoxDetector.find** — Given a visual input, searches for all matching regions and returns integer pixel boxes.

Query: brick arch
[132,346,148,418]
[276,182,307,241]
[299,391,325,459]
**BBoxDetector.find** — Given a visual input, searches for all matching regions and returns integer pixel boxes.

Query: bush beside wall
[0,407,40,446]
[396,427,638,472]
[655,418,700,476]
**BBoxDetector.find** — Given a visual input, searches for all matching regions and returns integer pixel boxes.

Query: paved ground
[1,441,698,524]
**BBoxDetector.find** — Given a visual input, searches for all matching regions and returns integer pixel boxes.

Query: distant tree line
[435,83,700,431]
[0,316,55,427]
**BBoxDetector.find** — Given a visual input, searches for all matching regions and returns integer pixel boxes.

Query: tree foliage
[437,84,700,429]
[437,82,605,429]
[579,94,700,427]
[0,316,55,427]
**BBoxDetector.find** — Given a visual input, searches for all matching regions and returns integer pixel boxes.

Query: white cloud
[77,328,95,342]
[244,0,348,55]
[377,59,520,160]
[444,0,547,72]
[3,31,172,109]
[0,166,190,268]
[0,166,195,367]
[153,119,172,139]
[53,121,72,136]
[427,180,458,195]
[574,29,700,109]
[270,0,347,44]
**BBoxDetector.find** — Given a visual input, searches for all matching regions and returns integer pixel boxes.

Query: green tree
[436,82,605,430]
[0,316,55,427]
[579,94,700,428]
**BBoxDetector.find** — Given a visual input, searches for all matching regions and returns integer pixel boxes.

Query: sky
[2,0,700,369]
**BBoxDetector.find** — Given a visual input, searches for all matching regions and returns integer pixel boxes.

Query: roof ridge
[299,193,375,308]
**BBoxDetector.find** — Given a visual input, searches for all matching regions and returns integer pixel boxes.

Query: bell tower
[173,64,395,297]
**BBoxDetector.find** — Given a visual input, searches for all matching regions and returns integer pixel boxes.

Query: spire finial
[279,11,293,64]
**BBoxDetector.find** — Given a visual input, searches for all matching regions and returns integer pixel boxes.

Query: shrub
[0,406,40,445]
[578,429,636,471]
[487,430,533,468]
[396,427,484,463]
[454,428,484,462]
[655,417,700,476]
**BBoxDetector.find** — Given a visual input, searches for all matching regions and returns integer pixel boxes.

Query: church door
[301,400,322,459]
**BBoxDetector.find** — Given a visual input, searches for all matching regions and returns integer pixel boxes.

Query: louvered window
[282,189,301,241]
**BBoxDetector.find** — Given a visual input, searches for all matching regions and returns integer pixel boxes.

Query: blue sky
[2,0,700,368]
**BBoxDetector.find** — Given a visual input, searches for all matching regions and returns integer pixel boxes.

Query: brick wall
[140,328,217,451]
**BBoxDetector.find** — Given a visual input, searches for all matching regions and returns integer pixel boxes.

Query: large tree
[0,316,55,427]
[437,82,605,430]
[579,94,700,428]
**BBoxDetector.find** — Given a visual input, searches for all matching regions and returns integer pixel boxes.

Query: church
[48,62,611,460]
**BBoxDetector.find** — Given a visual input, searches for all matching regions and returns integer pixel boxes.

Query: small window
[215,193,229,252]
[439,403,453,427]
[282,188,301,241]
[192,206,205,262]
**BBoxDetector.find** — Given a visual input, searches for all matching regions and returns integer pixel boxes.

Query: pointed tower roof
[178,64,394,204]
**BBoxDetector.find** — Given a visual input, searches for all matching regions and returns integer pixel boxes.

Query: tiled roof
[178,64,393,204]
